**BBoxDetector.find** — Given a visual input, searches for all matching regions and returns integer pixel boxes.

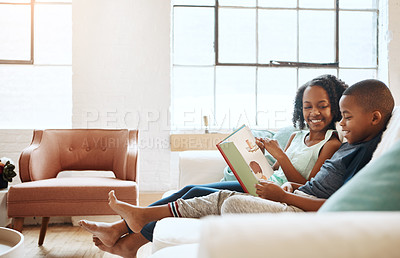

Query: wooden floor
[16,192,164,257]
[22,224,152,258]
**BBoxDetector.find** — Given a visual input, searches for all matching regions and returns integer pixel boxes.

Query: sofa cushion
[152,218,202,253]
[197,213,400,258]
[371,106,400,161]
[271,125,298,149]
[319,140,400,212]
[179,151,226,188]
[150,243,198,258]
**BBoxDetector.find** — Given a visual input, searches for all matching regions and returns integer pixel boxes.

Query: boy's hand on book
[281,182,294,193]
[255,180,286,202]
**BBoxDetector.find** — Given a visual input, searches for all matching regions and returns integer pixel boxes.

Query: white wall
[0,130,33,186]
[388,0,400,105]
[1,0,399,193]
[72,0,173,191]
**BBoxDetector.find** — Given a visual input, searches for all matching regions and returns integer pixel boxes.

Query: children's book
[216,125,274,196]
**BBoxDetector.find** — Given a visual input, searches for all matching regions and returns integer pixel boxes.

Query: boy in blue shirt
[239,78,395,212]
[80,79,395,257]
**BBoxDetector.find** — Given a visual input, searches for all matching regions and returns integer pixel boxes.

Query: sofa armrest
[178,150,227,188]
[198,212,400,258]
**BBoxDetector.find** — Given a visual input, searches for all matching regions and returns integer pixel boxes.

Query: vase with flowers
[0,157,16,189]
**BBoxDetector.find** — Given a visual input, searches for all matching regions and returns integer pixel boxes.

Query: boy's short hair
[343,79,394,124]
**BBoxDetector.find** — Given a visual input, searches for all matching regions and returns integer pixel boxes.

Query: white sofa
[150,107,400,258]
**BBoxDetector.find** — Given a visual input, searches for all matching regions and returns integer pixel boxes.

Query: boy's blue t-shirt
[298,132,383,199]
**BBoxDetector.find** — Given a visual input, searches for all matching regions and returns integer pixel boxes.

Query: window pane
[219,8,256,63]
[34,4,72,64]
[172,67,214,129]
[215,67,256,129]
[298,68,337,86]
[299,0,335,9]
[339,11,377,68]
[0,65,72,129]
[258,0,296,8]
[340,0,377,9]
[173,7,214,65]
[339,69,376,86]
[0,5,30,60]
[257,68,296,128]
[219,0,256,7]
[299,10,335,63]
[259,10,297,63]
[173,0,214,5]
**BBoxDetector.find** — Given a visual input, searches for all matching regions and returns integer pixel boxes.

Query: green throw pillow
[319,140,400,212]
[272,125,299,149]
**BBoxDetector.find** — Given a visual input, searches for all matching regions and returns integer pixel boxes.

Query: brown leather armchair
[7,129,139,245]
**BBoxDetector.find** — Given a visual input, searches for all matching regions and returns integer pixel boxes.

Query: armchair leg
[12,217,24,233]
[38,217,50,246]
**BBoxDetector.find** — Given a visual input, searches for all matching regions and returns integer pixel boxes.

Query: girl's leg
[108,190,173,233]
[148,181,243,207]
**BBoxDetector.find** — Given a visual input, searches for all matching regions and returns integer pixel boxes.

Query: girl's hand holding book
[259,138,285,160]
[255,138,266,154]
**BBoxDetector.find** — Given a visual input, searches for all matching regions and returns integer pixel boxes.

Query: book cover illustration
[217,125,274,196]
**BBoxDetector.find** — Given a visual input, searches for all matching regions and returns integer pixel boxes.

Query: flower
[0,157,17,182]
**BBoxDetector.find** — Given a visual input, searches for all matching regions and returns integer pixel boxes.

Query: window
[171,0,378,130]
[0,0,72,129]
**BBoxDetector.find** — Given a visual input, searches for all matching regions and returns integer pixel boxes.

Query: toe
[108,190,115,201]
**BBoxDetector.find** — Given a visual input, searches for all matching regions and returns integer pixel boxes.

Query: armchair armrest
[198,212,400,258]
[19,130,43,182]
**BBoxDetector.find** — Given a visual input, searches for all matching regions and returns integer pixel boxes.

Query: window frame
[214,1,340,68]
[172,0,380,129]
[0,0,72,65]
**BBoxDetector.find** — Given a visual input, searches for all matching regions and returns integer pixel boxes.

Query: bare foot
[93,236,135,258]
[93,233,148,258]
[78,220,121,247]
[108,190,146,233]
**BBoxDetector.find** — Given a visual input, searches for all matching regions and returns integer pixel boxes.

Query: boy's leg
[174,190,246,218]
[141,186,222,241]
[140,181,243,241]
[109,190,245,233]
[221,195,304,214]
[80,182,243,244]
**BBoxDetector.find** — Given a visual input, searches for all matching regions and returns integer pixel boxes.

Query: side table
[0,187,11,227]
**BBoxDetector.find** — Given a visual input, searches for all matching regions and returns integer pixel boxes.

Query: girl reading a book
[258,74,347,185]
[78,74,348,257]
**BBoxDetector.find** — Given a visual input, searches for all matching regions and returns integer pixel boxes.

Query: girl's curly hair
[292,74,349,130]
